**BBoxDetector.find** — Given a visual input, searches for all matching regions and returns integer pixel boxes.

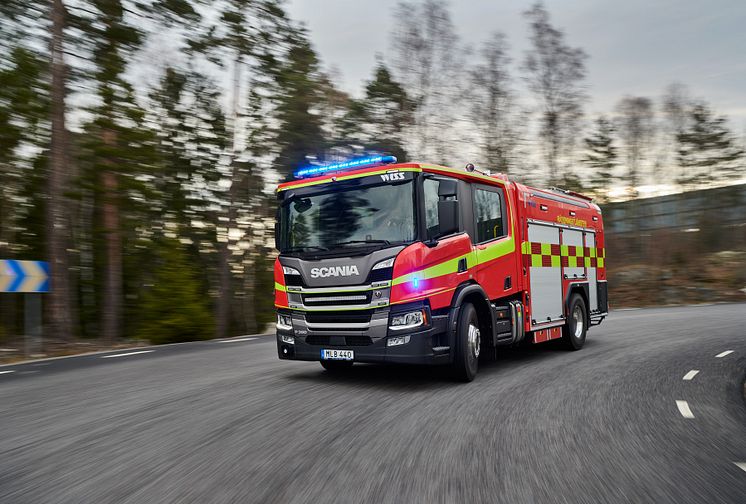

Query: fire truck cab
[274,157,607,381]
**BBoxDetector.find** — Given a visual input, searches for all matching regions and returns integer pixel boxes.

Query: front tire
[452,302,480,382]
[320,360,354,372]
[562,294,587,350]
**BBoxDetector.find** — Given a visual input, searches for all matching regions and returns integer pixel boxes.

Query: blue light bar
[294,155,397,179]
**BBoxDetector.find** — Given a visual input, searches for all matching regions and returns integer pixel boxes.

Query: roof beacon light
[294,155,397,179]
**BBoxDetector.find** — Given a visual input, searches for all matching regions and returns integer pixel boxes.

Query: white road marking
[101,350,154,359]
[715,350,734,358]
[218,337,257,343]
[676,400,695,419]
[683,370,700,381]
[0,370,15,375]
[735,462,746,473]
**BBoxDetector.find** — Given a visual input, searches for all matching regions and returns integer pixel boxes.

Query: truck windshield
[279,180,416,254]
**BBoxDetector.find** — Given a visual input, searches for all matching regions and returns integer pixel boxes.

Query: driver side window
[423,178,440,238]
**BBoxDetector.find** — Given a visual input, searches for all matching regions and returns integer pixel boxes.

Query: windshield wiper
[282,245,328,254]
[335,239,391,247]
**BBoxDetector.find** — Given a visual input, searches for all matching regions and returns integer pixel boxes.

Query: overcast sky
[286,0,746,128]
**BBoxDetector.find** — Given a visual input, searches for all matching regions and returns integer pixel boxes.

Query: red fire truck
[274,156,607,381]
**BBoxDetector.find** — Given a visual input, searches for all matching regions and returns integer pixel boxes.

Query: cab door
[471,184,518,301]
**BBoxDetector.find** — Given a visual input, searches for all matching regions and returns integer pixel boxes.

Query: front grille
[302,291,372,306]
[305,311,372,324]
[305,335,373,346]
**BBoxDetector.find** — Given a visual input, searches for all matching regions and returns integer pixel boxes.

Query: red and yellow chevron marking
[521,242,605,269]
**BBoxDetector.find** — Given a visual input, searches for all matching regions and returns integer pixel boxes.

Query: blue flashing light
[412,276,420,290]
[294,155,397,179]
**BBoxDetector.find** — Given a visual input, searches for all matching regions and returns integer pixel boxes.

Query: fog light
[277,313,293,331]
[389,309,426,331]
[387,335,411,347]
[280,334,294,345]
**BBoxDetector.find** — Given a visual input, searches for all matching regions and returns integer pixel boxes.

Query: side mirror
[437,199,459,237]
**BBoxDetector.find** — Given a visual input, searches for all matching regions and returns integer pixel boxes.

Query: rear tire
[320,360,354,372]
[452,302,480,382]
[562,294,587,350]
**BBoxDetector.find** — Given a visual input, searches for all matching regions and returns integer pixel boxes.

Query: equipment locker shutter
[528,223,563,323]
[586,231,598,312]
[562,229,585,280]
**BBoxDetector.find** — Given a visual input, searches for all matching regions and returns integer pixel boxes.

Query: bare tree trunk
[101,130,121,342]
[47,0,74,341]
[216,56,242,339]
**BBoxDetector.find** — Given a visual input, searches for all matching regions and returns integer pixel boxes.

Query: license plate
[321,349,354,360]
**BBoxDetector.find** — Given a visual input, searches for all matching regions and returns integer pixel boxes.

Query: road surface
[1,304,745,503]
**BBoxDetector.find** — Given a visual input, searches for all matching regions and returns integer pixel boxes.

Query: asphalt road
[1,304,745,504]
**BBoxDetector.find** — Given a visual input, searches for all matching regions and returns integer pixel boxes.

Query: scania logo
[310,265,360,278]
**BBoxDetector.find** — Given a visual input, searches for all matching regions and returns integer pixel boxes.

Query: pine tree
[136,237,213,344]
[273,29,326,178]
[581,116,618,201]
[73,1,199,341]
[677,103,744,189]
[361,62,414,160]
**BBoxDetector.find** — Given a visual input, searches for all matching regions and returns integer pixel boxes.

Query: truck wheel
[320,360,354,372]
[563,294,587,350]
[452,302,480,382]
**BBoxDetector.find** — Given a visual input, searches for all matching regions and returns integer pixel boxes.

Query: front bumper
[277,311,451,365]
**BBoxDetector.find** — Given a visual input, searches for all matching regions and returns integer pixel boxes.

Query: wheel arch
[565,282,590,326]
[449,282,494,348]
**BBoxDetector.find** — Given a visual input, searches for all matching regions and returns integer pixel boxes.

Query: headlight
[280,334,295,345]
[389,309,426,331]
[372,257,395,270]
[282,265,300,276]
[277,313,293,331]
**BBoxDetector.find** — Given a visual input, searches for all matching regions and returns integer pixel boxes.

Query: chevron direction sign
[0,260,50,293]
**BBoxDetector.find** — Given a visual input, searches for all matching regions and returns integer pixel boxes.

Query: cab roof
[276,162,509,192]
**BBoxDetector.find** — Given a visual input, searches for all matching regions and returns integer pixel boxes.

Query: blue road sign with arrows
[0,260,49,293]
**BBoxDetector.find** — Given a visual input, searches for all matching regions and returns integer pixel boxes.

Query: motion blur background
[1,0,745,356]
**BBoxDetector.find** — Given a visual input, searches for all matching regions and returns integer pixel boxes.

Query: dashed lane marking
[0,370,15,375]
[735,462,746,473]
[101,350,154,359]
[676,400,695,419]
[217,337,257,343]
[715,350,734,358]
[683,370,700,381]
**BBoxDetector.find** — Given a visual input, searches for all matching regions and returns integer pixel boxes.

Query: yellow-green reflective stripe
[475,237,515,264]
[286,282,392,295]
[274,282,287,292]
[392,252,470,286]
[392,238,514,286]
[287,304,389,312]
[541,243,551,255]
[277,167,422,192]
[560,244,569,257]
[551,255,561,268]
